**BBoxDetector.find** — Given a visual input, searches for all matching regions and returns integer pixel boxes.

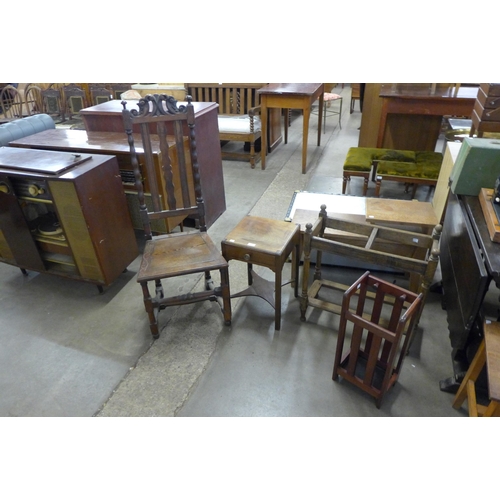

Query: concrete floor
[0,85,470,416]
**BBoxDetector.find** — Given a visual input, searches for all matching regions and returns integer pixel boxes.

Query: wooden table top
[379,84,478,100]
[365,198,438,228]
[9,128,161,154]
[79,99,218,117]
[257,83,323,96]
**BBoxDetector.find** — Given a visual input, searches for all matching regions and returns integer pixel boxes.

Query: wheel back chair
[122,94,232,339]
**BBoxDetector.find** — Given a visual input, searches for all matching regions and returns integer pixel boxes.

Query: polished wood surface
[258,83,324,173]
[79,99,226,228]
[222,215,300,331]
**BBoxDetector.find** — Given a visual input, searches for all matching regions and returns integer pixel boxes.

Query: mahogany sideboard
[79,99,226,228]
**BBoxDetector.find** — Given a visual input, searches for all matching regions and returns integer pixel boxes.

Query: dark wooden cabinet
[0,147,138,288]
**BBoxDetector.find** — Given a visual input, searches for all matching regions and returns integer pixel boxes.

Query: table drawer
[222,243,277,269]
[480,83,500,97]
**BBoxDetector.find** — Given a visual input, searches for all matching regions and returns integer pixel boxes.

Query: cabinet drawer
[477,88,500,109]
[480,83,500,97]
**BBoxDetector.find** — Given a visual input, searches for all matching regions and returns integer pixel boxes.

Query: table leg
[261,100,268,169]
[317,93,323,144]
[302,105,310,174]
[275,265,282,330]
[284,108,289,144]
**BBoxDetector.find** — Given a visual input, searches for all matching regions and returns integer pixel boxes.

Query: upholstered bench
[0,113,55,147]
[342,147,416,195]
[374,151,443,197]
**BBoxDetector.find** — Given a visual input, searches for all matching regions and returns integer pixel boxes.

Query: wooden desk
[258,83,324,173]
[79,99,226,227]
[9,128,196,232]
[360,84,478,151]
[377,84,478,150]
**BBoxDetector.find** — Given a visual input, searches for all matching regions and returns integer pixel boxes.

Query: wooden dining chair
[41,87,65,122]
[89,85,112,105]
[62,84,88,120]
[0,85,24,119]
[122,94,232,339]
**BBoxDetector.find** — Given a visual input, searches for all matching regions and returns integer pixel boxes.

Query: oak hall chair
[122,94,231,339]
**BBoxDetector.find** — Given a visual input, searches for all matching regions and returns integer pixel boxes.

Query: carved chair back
[122,94,202,240]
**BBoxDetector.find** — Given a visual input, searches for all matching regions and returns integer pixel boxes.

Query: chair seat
[218,114,261,134]
[138,231,228,282]
[324,92,342,101]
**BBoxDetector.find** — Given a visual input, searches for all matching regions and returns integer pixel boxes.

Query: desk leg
[284,108,289,144]
[261,100,268,169]
[302,106,310,174]
[317,93,323,144]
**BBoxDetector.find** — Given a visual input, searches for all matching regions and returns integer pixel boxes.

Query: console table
[79,99,226,228]
[258,83,324,173]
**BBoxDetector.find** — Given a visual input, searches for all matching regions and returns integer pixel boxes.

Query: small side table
[221,216,300,330]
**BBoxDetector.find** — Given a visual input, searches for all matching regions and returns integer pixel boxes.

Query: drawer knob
[244,253,251,261]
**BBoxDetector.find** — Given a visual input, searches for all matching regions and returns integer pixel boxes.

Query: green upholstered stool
[374,151,443,197]
[342,147,381,195]
[342,147,416,195]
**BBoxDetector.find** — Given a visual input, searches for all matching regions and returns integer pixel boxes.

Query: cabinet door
[0,176,46,271]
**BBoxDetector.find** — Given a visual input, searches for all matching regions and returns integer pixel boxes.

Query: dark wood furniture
[440,193,500,393]
[258,83,324,173]
[122,94,231,339]
[333,271,423,408]
[452,320,500,416]
[0,147,138,291]
[470,83,500,138]
[9,128,192,233]
[221,215,300,331]
[62,84,88,120]
[40,87,65,122]
[89,85,112,106]
[359,84,478,151]
[79,99,226,228]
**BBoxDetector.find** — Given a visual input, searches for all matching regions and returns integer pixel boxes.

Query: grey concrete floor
[0,85,471,417]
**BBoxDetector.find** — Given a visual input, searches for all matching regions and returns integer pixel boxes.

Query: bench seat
[186,83,265,168]
[342,147,416,195]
